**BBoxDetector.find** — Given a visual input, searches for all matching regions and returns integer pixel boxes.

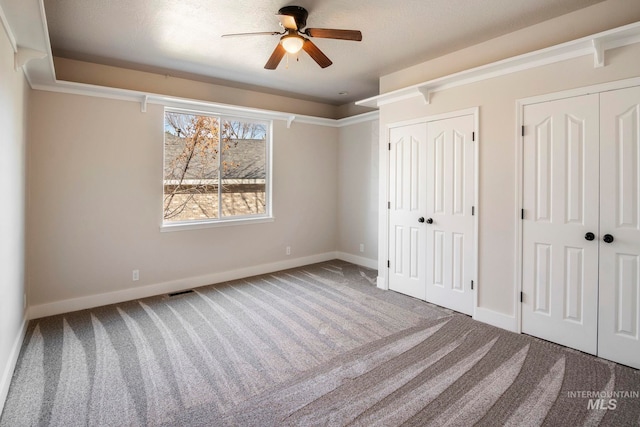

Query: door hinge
[471,280,474,290]
[472,206,475,216]
[387,260,390,268]
[521,209,524,220]
[388,201,391,209]
[472,131,475,141]
[520,291,524,303]
[521,125,525,137]
[388,143,391,150]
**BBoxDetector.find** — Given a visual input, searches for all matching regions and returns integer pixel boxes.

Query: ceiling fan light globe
[281,35,304,54]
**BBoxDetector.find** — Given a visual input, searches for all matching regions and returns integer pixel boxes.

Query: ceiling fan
[221,6,362,70]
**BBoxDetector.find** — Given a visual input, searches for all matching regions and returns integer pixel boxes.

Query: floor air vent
[167,289,195,297]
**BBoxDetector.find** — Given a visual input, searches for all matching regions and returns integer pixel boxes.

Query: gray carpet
[1,260,639,426]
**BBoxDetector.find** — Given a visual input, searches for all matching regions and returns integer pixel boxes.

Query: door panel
[598,86,640,369]
[522,94,600,355]
[388,124,427,299]
[425,115,475,315]
[564,246,584,322]
[534,243,551,314]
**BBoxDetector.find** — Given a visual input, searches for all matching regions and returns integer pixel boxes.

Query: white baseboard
[376,275,388,290]
[473,307,518,332]
[0,315,28,416]
[28,252,338,319]
[334,252,378,270]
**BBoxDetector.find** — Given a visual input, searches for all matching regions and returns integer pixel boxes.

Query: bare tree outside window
[163,110,269,223]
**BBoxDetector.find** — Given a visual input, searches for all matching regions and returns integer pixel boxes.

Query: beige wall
[336,102,377,120]
[379,42,640,318]
[54,57,345,119]
[27,90,339,308]
[380,0,640,93]
[337,120,379,262]
[0,21,28,409]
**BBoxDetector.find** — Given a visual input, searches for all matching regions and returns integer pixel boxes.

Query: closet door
[388,123,428,300]
[598,86,640,369]
[424,114,475,315]
[521,94,600,355]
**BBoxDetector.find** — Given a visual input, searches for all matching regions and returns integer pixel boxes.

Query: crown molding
[356,21,640,108]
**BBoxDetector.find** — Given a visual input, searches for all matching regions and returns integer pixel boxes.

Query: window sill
[160,216,274,232]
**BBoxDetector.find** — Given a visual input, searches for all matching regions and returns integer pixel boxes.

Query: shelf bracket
[592,38,604,68]
[14,48,46,71]
[141,95,149,113]
[418,86,431,104]
[286,115,296,128]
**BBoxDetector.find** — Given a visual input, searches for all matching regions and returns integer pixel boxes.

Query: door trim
[380,107,479,316]
[515,76,640,334]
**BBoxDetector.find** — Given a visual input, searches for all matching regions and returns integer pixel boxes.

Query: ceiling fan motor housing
[223,5,360,70]
[278,6,308,30]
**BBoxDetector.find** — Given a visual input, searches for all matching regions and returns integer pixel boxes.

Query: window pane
[220,119,267,217]
[164,111,220,221]
[163,110,270,225]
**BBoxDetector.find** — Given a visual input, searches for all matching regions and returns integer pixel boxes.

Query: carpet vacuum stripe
[1,261,638,426]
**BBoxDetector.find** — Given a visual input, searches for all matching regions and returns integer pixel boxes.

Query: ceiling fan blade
[305,28,362,41]
[222,31,282,38]
[264,43,286,69]
[276,14,297,30]
[302,39,332,68]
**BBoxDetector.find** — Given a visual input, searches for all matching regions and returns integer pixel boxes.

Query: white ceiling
[37,0,606,105]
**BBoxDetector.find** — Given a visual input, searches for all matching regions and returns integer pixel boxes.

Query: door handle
[418,217,425,223]
[426,218,433,224]
[603,234,614,243]
[585,232,595,241]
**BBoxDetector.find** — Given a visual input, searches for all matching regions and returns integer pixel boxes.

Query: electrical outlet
[359,243,365,253]
[132,269,140,281]
[286,246,291,256]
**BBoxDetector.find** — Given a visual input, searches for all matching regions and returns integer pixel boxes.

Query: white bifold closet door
[598,86,640,369]
[424,115,475,316]
[522,86,640,369]
[522,94,600,356]
[388,123,428,300]
[388,115,475,315]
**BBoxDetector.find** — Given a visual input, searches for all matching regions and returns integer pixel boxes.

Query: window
[163,109,270,226]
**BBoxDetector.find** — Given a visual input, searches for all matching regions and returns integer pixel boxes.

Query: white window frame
[161,107,273,232]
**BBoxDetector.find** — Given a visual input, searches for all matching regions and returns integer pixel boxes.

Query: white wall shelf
[356,21,640,108]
